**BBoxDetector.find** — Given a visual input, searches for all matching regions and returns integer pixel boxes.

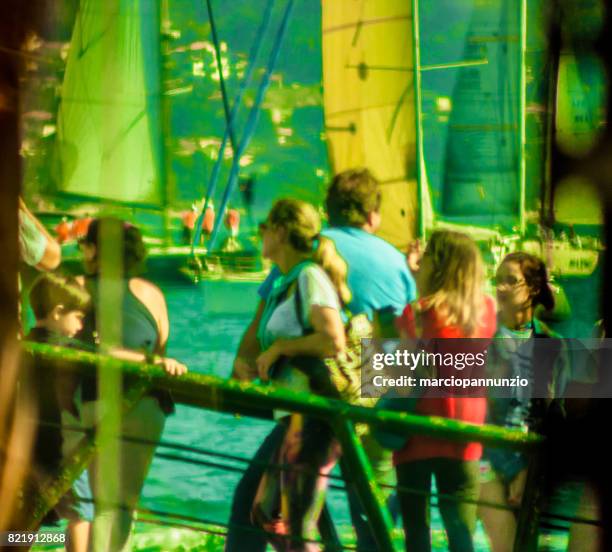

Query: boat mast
[160,0,172,247]
[518,0,527,235]
[411,0,426,239]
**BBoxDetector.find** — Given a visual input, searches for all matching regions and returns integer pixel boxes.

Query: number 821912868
[1,532,66,546]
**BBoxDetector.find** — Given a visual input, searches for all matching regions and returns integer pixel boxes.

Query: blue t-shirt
[258,227,416,319]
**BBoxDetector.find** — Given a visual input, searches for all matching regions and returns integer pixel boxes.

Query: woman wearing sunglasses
[251,198,349,551]
[478,252,569,552]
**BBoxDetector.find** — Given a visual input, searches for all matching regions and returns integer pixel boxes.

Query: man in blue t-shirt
[226,168,416,552]
[256,169,415,321]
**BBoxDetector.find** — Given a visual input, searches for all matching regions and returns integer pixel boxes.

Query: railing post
[20,382,149,530]
[333,419,397,552]
[513,451,545,551]
[318,503,342,552]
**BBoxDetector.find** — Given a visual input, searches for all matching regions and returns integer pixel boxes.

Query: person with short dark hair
[26,273,93,552]
[325,168,381,228]
[29,273,90,323]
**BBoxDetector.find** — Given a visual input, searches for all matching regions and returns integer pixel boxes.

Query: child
[27,273,93,552]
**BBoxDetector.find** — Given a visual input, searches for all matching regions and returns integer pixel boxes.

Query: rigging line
[539,510,604,528]
[323,14,412,35]
[191,0,275,254]
[76,6,121,59]
[206,0,295,254]
[39,419,595,522]
[346,63,412,73]
[42,420,349,483]
[205,0,238,156]
[326,99,415,118]
[387,80,414,142]
[39,420,522,515]
[350,2,365,47]
[345,60,489,72]
[136,515,228,538]
[102,110,146,159]
[153,452,348,492]
[58,94,163,104]
[420,59,489,71]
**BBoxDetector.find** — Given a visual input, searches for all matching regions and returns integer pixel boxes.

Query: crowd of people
[19,168,602,551]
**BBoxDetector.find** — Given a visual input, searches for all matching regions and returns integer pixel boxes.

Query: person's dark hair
[30,273,90,320]
[501,252,555,310]
[82,218,146,276]
[325,168,381,227]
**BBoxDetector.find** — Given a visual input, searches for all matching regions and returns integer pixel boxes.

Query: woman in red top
[394,230,496,552]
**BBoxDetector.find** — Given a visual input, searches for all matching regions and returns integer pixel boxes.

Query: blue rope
[206,0,295,253]
[191,0,275,254]
[205,0,237,153]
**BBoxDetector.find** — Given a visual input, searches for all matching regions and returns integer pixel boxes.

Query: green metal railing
[21,341,544,551]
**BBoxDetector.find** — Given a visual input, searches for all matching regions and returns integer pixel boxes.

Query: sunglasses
[493,275,526,288]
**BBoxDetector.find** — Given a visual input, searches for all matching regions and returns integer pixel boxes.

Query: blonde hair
[267,199,351,305]
[420,230,485,336]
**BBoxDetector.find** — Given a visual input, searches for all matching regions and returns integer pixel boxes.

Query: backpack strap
[293,277,309,336]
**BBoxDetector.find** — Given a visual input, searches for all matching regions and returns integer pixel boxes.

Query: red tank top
[393,295,496,464]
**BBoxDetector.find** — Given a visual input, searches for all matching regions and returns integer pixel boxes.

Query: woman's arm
[256,305,345,380]
[153,286,170,349]
[19,198,61,270]
[108,347,187,376]
[129,278,169,350]
[232,300,265,381]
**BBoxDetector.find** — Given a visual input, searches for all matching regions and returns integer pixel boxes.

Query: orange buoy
[224,209,240,234]
[70,217,93,241]
[202,206,215,235]
[182,210,197,230]
[55,220,72,243]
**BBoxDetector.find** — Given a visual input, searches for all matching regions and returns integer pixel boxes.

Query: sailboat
[28,0,604,284]
[321,0,603,277]
[321,0,418,252]
[321,0,526,258]
[34,0,270,283]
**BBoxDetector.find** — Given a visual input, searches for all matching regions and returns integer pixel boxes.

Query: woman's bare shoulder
[128,277,166,304]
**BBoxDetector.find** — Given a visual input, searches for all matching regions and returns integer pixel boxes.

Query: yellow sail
[322,0,417,251]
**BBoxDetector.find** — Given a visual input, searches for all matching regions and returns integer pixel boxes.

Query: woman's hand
[406,239,423,273]
[256,342,282,381]
[155,356,188,376]
[232,356,258,381]
[508,468,527,507]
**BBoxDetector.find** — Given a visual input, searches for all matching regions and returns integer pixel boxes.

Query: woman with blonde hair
[248,198,348,551]
[393,230,497,552]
